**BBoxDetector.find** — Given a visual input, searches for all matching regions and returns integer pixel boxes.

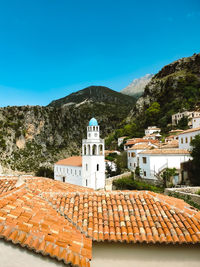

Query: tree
[161,168,177,188]
[190,134,200,185]
[145,102,161,125]
[177,116,189,129]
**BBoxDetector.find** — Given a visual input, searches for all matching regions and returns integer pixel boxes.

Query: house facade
[54,118,105,190]
[191,116,200,128]
[145,126,161,136]
[178,127,200,150]
[172,111,200,126]
[138,149,191,182]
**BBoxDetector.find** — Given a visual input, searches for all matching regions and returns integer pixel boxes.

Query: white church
[54,118,105,190]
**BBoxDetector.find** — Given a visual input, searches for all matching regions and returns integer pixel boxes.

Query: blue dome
[89,118,98,126]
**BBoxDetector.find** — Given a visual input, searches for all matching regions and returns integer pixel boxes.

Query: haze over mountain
[121,74,154,98]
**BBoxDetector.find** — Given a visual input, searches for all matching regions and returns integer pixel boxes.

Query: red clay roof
[56,156,82,167]
[0,176,200,266]
[178,127,200,135]
[125,139,159,146]
[42,190,200,244]
[139,149,190,155]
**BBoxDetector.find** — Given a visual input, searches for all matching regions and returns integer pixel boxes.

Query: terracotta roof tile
[0,176,200,266]
[139,149,190,155]
[55,156,82,167]
[42,190,200,245]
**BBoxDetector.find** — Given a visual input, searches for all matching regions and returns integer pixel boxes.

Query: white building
[127,143,158,171]
[118,136,127,147]
[54,118,105,190]
[172,111,200,126]
[138,149,191,181]
[178,127,200,150]
[145,126,161,136]
[191,117,200,128]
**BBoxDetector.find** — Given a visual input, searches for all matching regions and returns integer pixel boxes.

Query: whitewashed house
[127,143,158,171]
[178,127,200,150]
[138,149,191,182]
[54,118,105,190]
[145,126,161,136]
[172,111,200,126]
[191,116,200,128]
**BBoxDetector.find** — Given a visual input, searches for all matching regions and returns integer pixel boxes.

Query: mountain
[121,74,153,98]
[0,86,136,173]
[48,86,136,107]
[128,53,200,130]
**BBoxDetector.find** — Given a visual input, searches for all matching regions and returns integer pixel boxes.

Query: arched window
[92,144,97,155]
[97,164,99,171]
[99,144,103,155]
[84,145,87,155]
[87,145,90,155]
[93,126,95,131]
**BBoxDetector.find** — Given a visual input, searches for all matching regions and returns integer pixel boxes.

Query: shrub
[113,176,163,193]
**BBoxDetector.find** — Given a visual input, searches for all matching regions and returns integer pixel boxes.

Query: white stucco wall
[92,242,200,267]
[127,149,141,171]
[192,117,200,128]
[139,153,191,179]
[54,164,82,186]
[178,130,200,150]
[0,240,68,267]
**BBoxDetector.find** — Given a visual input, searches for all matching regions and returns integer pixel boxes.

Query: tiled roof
[139,149,190,155]
[125,139,159,146]
[129,144,154,150]
[0,177,93,267]
[41,190,200,244]
[178,127,200,135]
[55,156,82,167]
[0,177,200,266]
[161,140,179,148]
[0,178,18,194]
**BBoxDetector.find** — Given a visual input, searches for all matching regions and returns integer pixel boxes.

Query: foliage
[113,175,163,193]
[189,134,200,185]
[161,168,177,188]
[195,189,200,195]
[177,116,189,129]
[145,102,161,125]
[35,167,54,179]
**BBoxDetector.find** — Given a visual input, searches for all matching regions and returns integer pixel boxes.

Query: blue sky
[0,0,200,107]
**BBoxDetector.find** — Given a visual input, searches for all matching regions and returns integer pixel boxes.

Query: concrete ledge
[165,187,200,205]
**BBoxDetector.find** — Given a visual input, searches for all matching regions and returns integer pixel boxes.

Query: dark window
[63,177,65,182]
[86,179,88,186]
[142,157,147,164]
[97,164,99,171]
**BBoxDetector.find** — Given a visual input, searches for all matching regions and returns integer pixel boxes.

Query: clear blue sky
[0,0,200,107]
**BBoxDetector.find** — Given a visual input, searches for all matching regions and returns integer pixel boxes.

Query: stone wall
[165,187,200,205]
[105,172,131,190]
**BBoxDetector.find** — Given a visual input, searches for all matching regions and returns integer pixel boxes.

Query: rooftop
[55,156,82,167]
[178,127,200,135]
[139,149,190,155]
[0,176,200,267]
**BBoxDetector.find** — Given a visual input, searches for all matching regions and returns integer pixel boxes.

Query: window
[142,157,147,164]
[86,179,88,186]
[185,137,188,143]
[144,171,146,177]
[181,138,183,144]
[190,136,193,143]
[128,153,131,157]
[79,170,81,176]
[63,177,65,182]
[67,168,68,173]
[86,164,88,171]
[97,164,99,171]
[71,169,72,174]
[131,152,135,157]
[130,163,132,167]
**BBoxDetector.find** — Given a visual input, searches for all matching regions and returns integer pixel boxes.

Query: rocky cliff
[128,53,200,129]
[121,74,153,99]
[0,86,135,173]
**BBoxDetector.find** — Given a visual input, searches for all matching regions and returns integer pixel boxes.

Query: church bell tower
[82,118,105,190]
